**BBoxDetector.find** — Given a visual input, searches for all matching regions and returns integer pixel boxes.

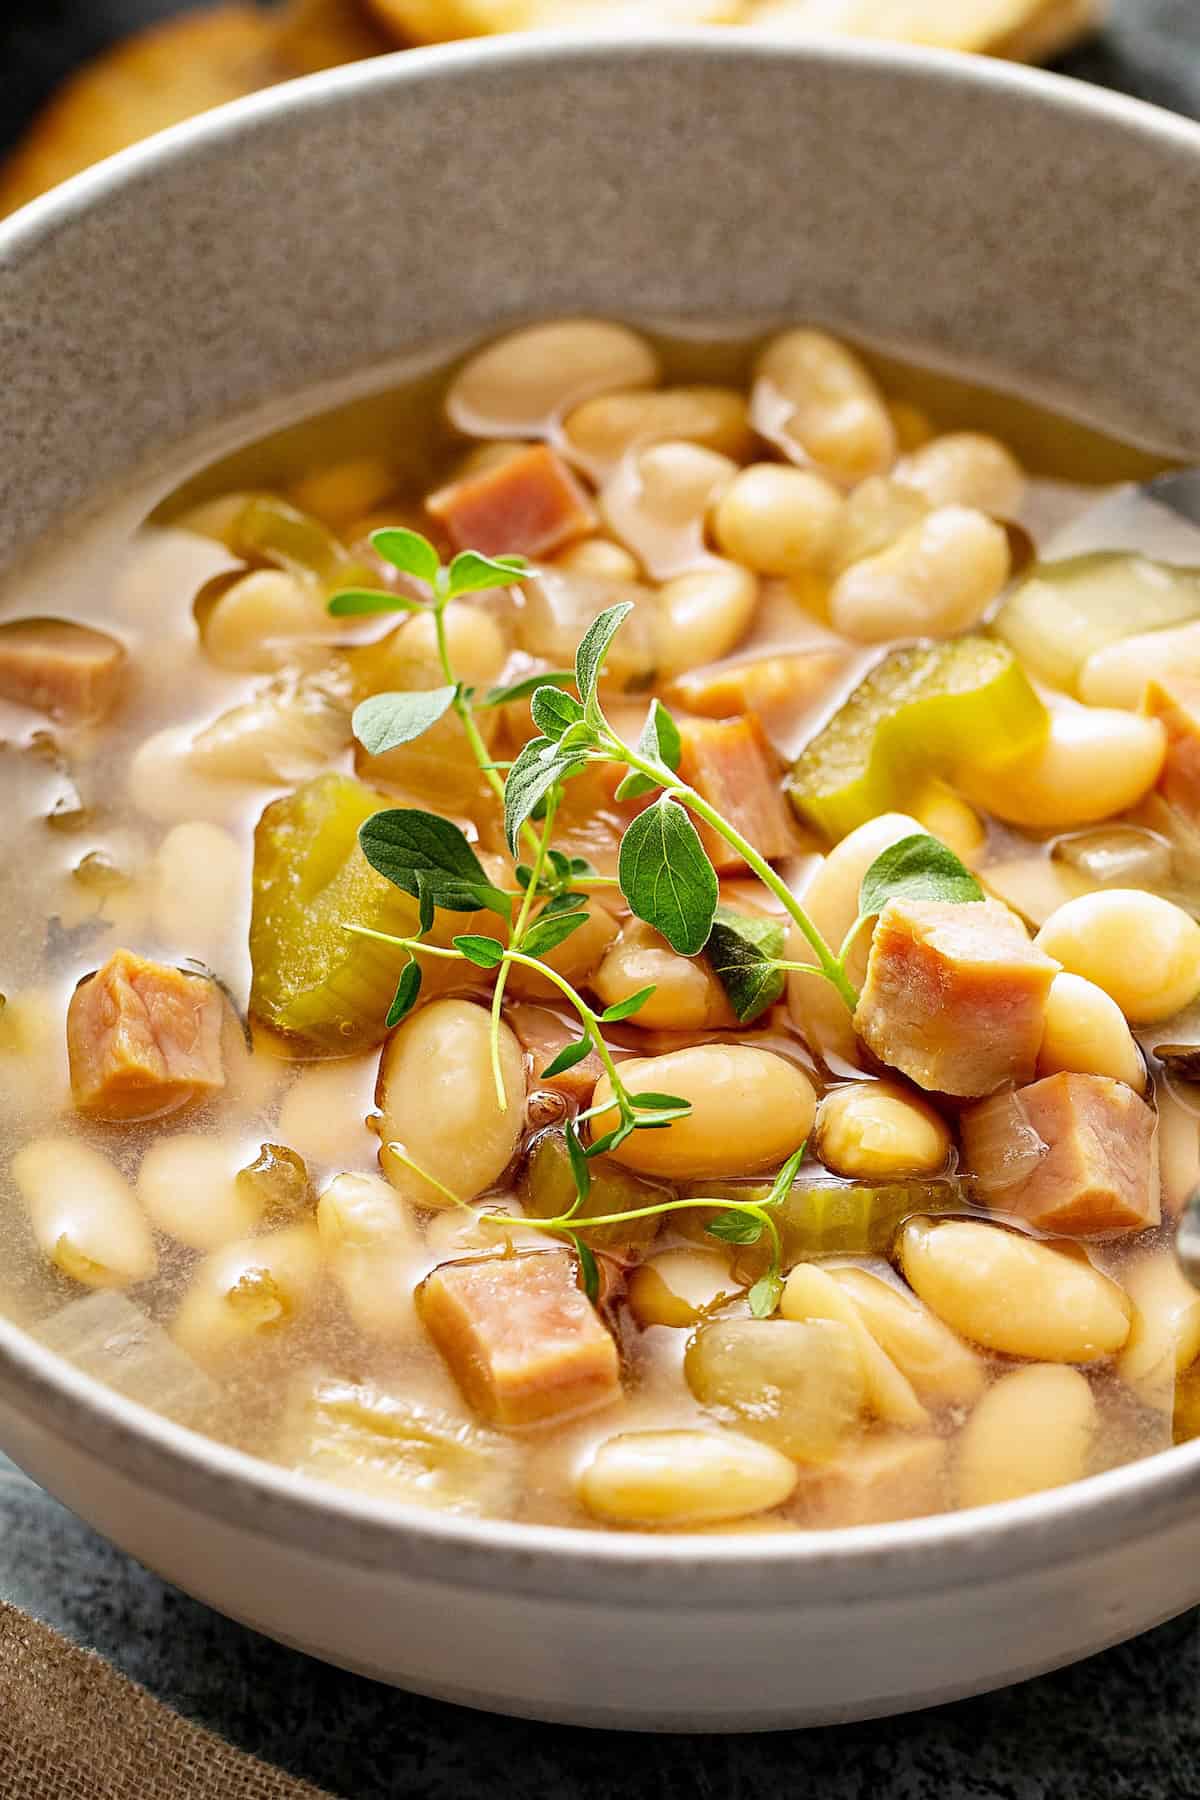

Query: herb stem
[384,1142,467,1210]
[343,924,463,960]
[432,592,542,859]
[489,791,559,1110]
[601,733,859,1011]
[504,949,632,1112]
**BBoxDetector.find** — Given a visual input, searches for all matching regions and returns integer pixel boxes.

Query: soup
[2,317,1199,1533]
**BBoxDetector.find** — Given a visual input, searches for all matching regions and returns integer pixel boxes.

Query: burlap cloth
[0,1603,332,1799]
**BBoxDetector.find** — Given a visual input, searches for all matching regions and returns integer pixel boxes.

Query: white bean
[829,506,1010,643]
[961,707,1166,832]
[1036,971,1146,1090]
[593,919,736,1031]
[781,1263,928,1427]
[171,1223,322,1369]
[1117,1251,1200,1408]
[829,475,928,573]
[956,1365,1097,1508]
[655,559,759,677]
[12,1137,157,1289]
[151,822,244,969]
[896,432,1025,517]
[564,386,752,478]
[578,1430,797,1527]
[899,1218,1131,1363]
[752,328,896,484]
[686,1316,866,1461]
[189,686,350,786]
[379,998,525,1206]
[626,1249,741,1329]
[787,812,922,1071]
[827,1267,986,1408]
[447,320,659,437]
[317,1172,421,1340]
[553,538,641,582]
[813,1081,951,1181]
[711,463,845,576]
[602,441,738,581]
[1035,889,1200,1024]
[200,570,334,672]
[590,1045,816,1179]
[137,1135,261,1251]
[1078,619,1200,710]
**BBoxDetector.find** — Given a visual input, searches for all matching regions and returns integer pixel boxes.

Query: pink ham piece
[675,712,799,875]
[854,898,1057,1098]
[418,1251,621,1427]
[1144,677,1200,821]
[426,444,596,559]
[962,1072,1159,1236]
[509,1003,603,1106]
[0,617,125,722]
[67,948,226,1120]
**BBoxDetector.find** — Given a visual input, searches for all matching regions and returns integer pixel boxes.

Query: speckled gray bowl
[3,34,1200,1731]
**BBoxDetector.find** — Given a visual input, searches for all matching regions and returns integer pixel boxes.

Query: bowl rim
[3,29,1200,1603]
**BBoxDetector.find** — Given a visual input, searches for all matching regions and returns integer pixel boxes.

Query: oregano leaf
[503,736,585,854]
[748,1271,784,1319]
[385,959,423,1027]
[521,911,588,959]
[447,550,530,598]
[540,1036,594,1080]
[617,795,719,957]
[705,1210,765,1246]
[599,985,656,1023]
[369,527,441,587]
[858,832,984,921]
[482,670,575,708]
[453,934,506,969]
[706,904,787,1024]
[575,602,634,708]
[531,686,586,740]
[359,810,510,916]
[575,1237,600,1304]
[327,587,425,618]
[351,687,456,756]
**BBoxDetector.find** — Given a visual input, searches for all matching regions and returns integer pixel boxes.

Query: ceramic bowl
[2,34,1200,1731]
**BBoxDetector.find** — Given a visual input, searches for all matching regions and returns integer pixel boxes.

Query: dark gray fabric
[2,1,1200,1793]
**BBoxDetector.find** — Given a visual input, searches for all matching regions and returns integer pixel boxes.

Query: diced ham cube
[418,1251,621,1426]
[0,617,126,722]
[854,898,1057,1098]
[68,948,226,1120]
[1144,676,1200,821]
[963,1072,1158,1236]
[665,649,846,737]
[426,445,596,559]
[676,713,800,874]
[509,1003,603,1105]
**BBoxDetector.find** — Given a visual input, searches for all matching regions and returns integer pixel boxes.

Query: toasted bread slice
[272,0,394,71]
[368,0,1101,58]
[0,6,284,218]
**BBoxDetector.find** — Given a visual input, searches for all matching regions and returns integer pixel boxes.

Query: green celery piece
[993,551,1200,694]
[520,1128,668,1252]
[787,636,1047,842]
[681,1168,965,1275]
[249,773,430,1053]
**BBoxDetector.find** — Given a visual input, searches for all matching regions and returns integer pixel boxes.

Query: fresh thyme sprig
[330,531,985,1315]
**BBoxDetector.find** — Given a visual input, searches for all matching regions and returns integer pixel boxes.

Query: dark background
[3,2,1200,1795]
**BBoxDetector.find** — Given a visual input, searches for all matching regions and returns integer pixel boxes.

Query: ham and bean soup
[4,318,1200,1533]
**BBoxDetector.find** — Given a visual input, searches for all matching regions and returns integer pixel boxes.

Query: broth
[0,319,1196,1533]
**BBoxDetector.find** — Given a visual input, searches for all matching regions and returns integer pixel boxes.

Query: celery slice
[681,1165,965,1274]
[788,636,1047,841]
[994,552,1200,694]
[520,1127,666,1251]
[249,773,432,1052]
